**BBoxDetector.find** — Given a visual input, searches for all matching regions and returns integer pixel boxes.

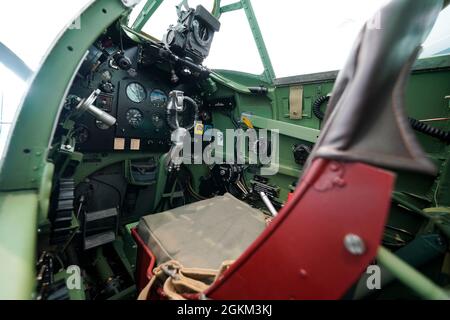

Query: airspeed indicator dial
[126,82,146,103]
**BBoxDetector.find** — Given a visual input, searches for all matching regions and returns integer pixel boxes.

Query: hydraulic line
[313,95,450,143]
[166,96,199,131]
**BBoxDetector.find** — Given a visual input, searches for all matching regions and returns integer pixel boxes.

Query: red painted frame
[205,159,394,299]
[131,228,156,291]
[132,158,395,299]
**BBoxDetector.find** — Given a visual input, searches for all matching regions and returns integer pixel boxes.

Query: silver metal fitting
[344,233,366,255]
[167,90,185,112]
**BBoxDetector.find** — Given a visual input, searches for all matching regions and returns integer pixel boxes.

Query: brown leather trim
[307,0,442,175]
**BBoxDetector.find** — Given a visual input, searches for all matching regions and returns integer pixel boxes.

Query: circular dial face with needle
[150,89,168,108]
[126,82,146,103]
[126,108,144,128]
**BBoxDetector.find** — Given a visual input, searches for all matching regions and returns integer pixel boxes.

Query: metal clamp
[167,90,185,112]
[160,264,181,280]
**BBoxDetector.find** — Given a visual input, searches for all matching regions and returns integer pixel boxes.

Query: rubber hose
[183,96,199,131]
[312,95,329,120]
[313,95,450,144]
[409,118,450,143]
[166,96,199,131]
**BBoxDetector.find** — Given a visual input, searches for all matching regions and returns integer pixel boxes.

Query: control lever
[75,89,116,127]
[259,191,278,217]
[165,127,188,172]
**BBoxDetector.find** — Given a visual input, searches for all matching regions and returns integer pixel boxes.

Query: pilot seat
[135,193,267,285]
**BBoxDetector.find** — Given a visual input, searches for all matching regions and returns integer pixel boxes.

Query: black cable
[409,118,450,143]
[178,165,208,201]
[385,224,414,238]
[90,176,123,209]
[313,95,450,143]
[312,95,329,121]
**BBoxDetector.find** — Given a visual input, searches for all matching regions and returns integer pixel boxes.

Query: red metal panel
[131,228,156,291]
[206,159,395,299]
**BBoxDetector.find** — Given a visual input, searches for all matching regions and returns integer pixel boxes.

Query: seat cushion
[137,193,267,269]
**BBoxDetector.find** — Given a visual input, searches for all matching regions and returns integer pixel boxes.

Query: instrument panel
[71,60,172,153]
[116,78,169,144]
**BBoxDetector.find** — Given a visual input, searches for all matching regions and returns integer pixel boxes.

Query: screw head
[344,233,366,255]
[330,163,340,171]
[299,269,308,278]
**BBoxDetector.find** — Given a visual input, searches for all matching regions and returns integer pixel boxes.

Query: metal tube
[353,234,446,299]
[259,191,278,217]
[377,246,449,300]
[76,90,116,127]
[131,0,164,31]
[86,104,116,127]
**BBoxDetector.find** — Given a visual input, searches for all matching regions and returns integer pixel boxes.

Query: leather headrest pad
[309,0,443,175]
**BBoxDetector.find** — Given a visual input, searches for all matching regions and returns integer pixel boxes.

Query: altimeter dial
[126,108,144,128]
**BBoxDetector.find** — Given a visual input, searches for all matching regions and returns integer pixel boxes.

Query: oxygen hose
[312,95,330,121]
[408,118,450,143]
[313,95,450,143]
[166,96,199,131]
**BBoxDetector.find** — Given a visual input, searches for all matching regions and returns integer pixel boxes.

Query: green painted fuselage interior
[44,42,450,300]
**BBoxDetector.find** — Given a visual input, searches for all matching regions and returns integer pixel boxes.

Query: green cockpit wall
[0,0,128,299]
[0,0,277,299]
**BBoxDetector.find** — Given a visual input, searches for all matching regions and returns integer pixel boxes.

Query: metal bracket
[212,0,275,83]
[241,0,275,82]
[219,1,243,15]
[131,0,164,31]
[167,90,185,112]
[289,86,303,120]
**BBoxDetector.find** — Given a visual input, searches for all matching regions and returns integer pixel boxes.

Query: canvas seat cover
[137,193,267,269]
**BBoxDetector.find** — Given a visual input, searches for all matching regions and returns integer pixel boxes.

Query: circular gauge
[74,125,89,144]
[126,108,144,128]
[150,89,168,108]
[126,82,146,103]
[95,120,110,130]
[152,113,163,128]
